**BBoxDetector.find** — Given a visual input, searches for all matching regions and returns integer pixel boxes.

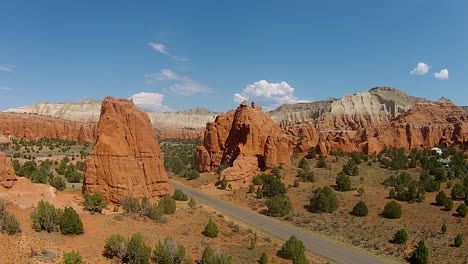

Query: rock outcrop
[0,112,97,142]
[195,101,292,185]
[0,152,16,188]
[83,97,172,203]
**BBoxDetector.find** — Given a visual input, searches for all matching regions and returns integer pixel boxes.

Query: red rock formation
[195,101,293,185]
[0,152,16,188]
[158,128,205,140]
[83,97,172,203]
[285,99,468,154]
[0,112,97,142]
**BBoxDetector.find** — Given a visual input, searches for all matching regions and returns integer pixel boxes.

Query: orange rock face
[0,152,16,188]
[0,112,97,142]
[285,99,468,154]
[83,97,172,203]
[159,128,204,140]
[195,101,292,184]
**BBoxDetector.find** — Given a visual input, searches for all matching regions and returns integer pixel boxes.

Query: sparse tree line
[161,138,201,179]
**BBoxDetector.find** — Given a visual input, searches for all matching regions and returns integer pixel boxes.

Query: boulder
[83,97,172,203]
[0,152,16,189]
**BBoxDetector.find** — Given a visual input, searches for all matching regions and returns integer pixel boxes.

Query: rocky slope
[0,152,16,188]
[83,97,172,203]
[0,112,97,142]
[195,101,293,185]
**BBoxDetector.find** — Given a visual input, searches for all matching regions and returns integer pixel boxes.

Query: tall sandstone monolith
[83,97,172,203]
[195,101,292,186]
[0,152,16,189]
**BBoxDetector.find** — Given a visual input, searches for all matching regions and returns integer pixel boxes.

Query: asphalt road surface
[171,181,397,264]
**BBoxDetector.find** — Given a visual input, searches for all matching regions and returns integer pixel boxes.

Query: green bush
[444,198,454,211]
[30,200,62,232]
[62,251,86,264]
[188,198,196,209]
[316,155,328,168]
[305,147,316,159]
[451,183,465,200]
[454,234,463,247]
[382,201,402,219]
[435,190,447,206]
[80,190,108,213]
[185,169,200,180]
[411,240,429,264]
[173,189,189,201]
[256,187,264,199]
[259,252,268,264]
[261,174,287,197]
[219,176,228,190]
[293,179,299,187]
[350,201,368,217]
[159,195,176,214]
[392,229,408,244]
[383,172,412,187]
[441,223,447,234]
[203,218,219,238]
[153,237,186,264]
[103,234,127,259]
[0,203,21,234]
[125,233,151,264]
[252,175,264,185]
[265,194,292,217]
[279,236,307,263]
[298,159,309,172]
[248,184,255,193]
[456,203,467,217]
[49,176,66,191]
[122,196,141,214]
[272,167,282,179]
[59,207,83,235]
[201,246,233,264]
[342,159,359,176]
[309,187,338,213]
[298,171,315,182]
[336,172,352,191]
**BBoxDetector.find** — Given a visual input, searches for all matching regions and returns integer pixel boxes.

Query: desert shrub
[342,159,359,176]
[454,234,464,247]
[393,181,425,203]
[451,183,466,200]
[435,190,447,206]
[389,188,396,199]
[316,155,327,168]
[59,207,83,235]
[336,172,352,191]
[173,189,189,201]
[252,174,264,185]
[259,252,268,264]
[441,223,447,234]
[392,229,408,244]
[305,147,316,159]
[153,237,186,264]
[248,184,255,193]
[444,198,454,211]
[219,176,228,190]
[298,159,309,172]
[125,233,151,264]
[419,172,440,192]
[261,174,287,197]
[382,201,402,219]
[203,218,218,238]
[272,167,282,179]
[383,172,412,187]
[309,187,338,213]
[159,195,176,215]
[279,236,307,263]
[298,171,315,182]
[62,251,86,264]
[351,201,368,217]
[188,198,196,209]
[184,169,200,180]
[201,246,233,264]
[122,196,141,214]
[80,190,108,213]
[65,170,83,183]
[265,194,292,217]
[256,187,264,199]
[411,240,429,264]
[0,203,21,234]
[49,176,66,191]
[30,200,62,232]
[456,203,467,217]
[103,234,127,259]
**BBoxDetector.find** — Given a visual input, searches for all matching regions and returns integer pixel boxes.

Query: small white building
[431,147,443,155]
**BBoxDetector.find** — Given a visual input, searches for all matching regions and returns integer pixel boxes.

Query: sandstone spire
[0,152,17,189]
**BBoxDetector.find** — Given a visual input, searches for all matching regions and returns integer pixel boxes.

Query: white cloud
[233,80,309,110]
[0,86,13,91]
[145,69,212,96]
[148,43,189,62]
[434,69,449,80]
[129,92,173,112]
[0,64,14,72]
[410,62,430,75]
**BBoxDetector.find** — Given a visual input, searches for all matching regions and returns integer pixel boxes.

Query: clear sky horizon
[1,0,467,112]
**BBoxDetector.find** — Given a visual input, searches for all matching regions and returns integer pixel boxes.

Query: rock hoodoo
[83,97,172,203]
[0,152,17,189]
[195,101,292,185]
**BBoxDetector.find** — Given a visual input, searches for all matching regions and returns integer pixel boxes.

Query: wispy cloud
[0,64,15,72]
[148,43,189,62]
[145,69,212,96]
[434,69,449,80]
[0,86,13,91]
[410,62,430,75]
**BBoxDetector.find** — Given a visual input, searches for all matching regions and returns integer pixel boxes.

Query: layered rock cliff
[195,101,292,185]
[83,97,172,203]
[0,152,16,188]
[0,112,97,142]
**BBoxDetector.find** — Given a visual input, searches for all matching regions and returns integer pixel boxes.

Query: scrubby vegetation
[203,218,219,238]
[309,187,338,213]
[265,194,292,216]
[30,200,83,235]
[80,190,108,213]
[62,251,87,264]
[104,233,151,263]
[279,236,308,264]
[0,203,21,234]
[382,201,402,219]
[160,138,202,179]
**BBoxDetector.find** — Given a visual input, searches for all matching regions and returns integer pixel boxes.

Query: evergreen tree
[203,218,219,238]
[59,207,83,235]
[411,240,429,264]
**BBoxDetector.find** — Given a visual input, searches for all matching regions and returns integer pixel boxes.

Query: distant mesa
[83,97,173,204]
[195,100,293,186]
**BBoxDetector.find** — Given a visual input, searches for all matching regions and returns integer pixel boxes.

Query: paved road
[171,181,397,264]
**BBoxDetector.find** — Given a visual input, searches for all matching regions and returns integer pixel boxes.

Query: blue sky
[1,0,467,112]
